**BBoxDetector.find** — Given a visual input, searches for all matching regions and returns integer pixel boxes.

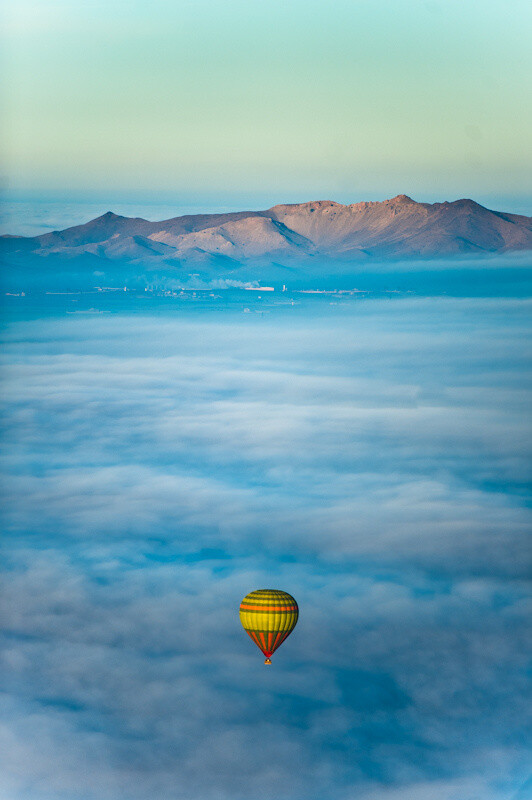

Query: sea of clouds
[0,297,531,800]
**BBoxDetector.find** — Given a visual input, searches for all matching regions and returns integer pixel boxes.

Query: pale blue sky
[1,0,531,211]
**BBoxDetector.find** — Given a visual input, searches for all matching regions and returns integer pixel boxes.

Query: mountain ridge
[2,195,531,267]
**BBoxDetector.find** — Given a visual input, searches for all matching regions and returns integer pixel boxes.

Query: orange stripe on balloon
[239,604,298,611]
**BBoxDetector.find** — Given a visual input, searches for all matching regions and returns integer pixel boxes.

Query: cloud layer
[1,297,530,799]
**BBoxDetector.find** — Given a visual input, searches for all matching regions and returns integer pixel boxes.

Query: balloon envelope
[239,589,298,664]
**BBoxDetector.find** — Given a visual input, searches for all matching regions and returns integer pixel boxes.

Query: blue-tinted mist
[0,295,530,800]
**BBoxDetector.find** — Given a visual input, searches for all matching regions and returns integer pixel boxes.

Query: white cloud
[0,298,530,799]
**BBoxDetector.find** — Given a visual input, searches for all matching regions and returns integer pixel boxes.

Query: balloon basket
[264,658,272,665]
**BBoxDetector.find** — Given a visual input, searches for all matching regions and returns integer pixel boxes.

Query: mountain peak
[389,194,417,204]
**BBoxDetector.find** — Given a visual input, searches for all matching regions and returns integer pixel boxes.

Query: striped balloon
[239,589,299,665]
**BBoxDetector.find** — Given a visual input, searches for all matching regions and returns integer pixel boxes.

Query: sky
[1,296,531,800]
[1,0,532,218]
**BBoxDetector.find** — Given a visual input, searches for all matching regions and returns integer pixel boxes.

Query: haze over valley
[2,194,531,295]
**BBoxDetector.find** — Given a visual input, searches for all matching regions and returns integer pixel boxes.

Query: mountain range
[2,195,532,269]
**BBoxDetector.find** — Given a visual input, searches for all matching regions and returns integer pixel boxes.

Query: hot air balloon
[239,589,298,665]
